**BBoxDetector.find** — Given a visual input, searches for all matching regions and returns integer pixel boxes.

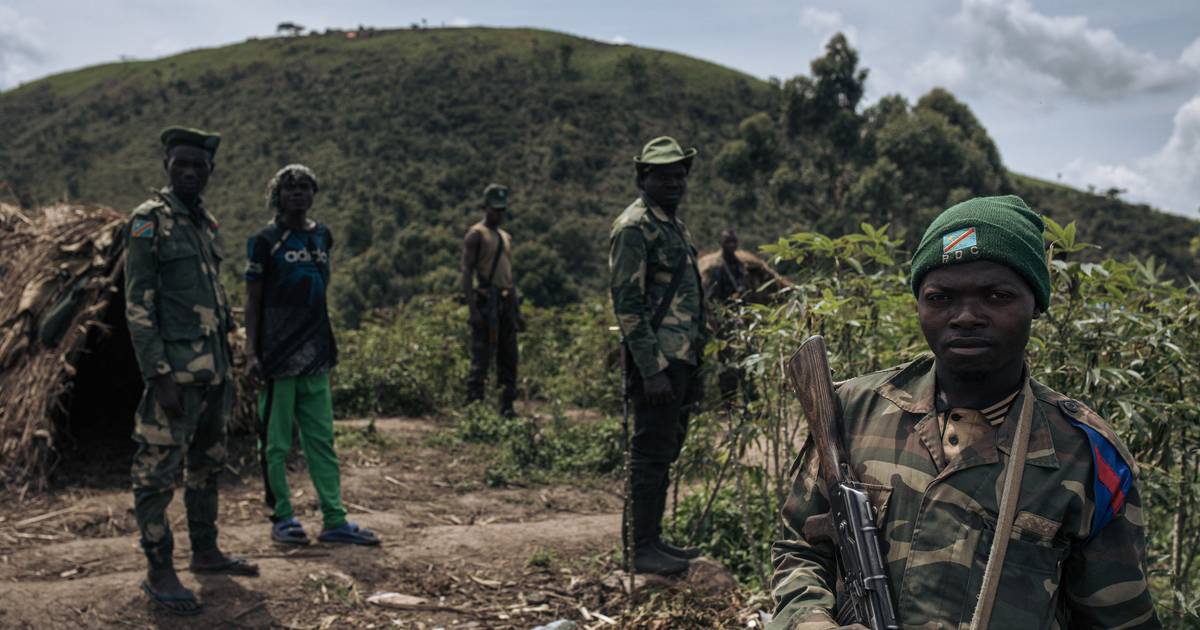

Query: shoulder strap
[649,253,689,332]
[484,227,505,288]
[969,380,1035,630]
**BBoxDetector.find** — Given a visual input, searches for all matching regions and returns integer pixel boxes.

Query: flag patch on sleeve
[942,227,977,254]
[130,218,155,239]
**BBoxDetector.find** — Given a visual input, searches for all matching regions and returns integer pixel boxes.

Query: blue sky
[2,1,1197,217]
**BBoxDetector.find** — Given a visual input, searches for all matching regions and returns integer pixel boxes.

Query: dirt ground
[0,412,655,629]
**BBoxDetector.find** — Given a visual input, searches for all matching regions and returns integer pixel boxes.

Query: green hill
[1,27,1196,325]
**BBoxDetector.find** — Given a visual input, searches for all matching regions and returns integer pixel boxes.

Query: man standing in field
[245,164,379,547]
[769,196,1160,628]
[125,127,258,616]
[609,136,708,575]
[462,183,525,418]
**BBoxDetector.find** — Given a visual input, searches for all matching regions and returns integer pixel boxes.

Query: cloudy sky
[2,0,1197,218]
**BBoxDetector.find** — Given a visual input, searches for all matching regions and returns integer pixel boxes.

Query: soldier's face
[640,163,689,209]
[721,234,738,255]
[917,261,1036,378]
[279,177,315,214]
[165,146,213,197]
[485,206,506,225]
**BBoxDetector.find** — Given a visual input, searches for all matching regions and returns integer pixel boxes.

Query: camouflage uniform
[769,355,1161,630]
[125,187,234,568]
[609,194,706,548]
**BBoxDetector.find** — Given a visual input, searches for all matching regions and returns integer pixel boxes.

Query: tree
[276,22,305,37]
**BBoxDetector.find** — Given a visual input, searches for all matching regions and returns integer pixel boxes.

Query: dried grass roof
[0,202,127,485]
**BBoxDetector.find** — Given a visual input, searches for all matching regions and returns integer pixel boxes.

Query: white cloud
[1062,94,1200,217]
[1182,37,1200,71]
[910,51,968,92]
[799,7,857,48]
[0,6,47,90]
[448,17,470,27]
[611,35,628,45]
[954,0,1197,102]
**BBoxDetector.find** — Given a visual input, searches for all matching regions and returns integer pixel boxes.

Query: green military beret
[910,195,1052,311]
[160,126,221,157]
[483,183,510,209]
[634,136,697,171]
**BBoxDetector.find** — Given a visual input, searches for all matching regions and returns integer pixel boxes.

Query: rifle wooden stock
[786,335,851,486]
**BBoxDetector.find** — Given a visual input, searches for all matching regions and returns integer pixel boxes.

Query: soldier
[700,228,790,406]
[769,196,1160,629]
[609,136,708,575]
[125,127,258,616]
[462,183,526,418]
[245,164,379,547]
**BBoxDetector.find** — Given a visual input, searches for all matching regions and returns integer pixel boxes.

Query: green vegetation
[1,28,1195,325]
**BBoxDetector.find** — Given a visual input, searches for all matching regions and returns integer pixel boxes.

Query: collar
[641,194,675,224]
[160,187,218,230]
[877,355,1059,470]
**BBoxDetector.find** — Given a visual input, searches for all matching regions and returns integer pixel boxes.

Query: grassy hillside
[1,27,1195,325]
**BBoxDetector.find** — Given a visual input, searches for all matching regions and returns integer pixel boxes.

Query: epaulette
[610,198,649,234]
[130,198,166,218]
[1037,386,1136,539]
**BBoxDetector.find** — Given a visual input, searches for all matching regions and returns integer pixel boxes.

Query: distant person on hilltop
[125,126,258,615]
[244,164,380,548]
[770,196,1159,629]
[609,136,708,575]
[699,228,791,407]
[462,183,526,418]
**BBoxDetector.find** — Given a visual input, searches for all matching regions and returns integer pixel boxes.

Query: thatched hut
[0,203,253,489]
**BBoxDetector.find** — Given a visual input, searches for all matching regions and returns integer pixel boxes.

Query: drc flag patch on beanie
[942,226,978,260]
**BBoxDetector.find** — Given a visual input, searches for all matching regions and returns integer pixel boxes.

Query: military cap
[633,136,697,170]
[160,126,221,157]
[483,183,510,209]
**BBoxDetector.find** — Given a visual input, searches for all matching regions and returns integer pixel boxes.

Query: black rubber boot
[499,394,517,418]
[633,542,689,575]
[655,539,701,560]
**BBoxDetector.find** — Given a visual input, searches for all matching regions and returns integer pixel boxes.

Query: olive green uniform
[609,194,706,549]
[125,187,235,568]
[769,355,1160,629]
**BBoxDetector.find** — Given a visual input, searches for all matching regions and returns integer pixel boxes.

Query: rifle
[785,335,899,630]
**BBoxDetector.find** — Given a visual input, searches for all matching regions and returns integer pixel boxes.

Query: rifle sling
[649,254,689,332]
[969,380,1035,630]
[482,226,505,291]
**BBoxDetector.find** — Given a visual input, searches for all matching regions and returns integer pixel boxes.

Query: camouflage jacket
[609,195,706,378]
[125,187,234,384]
[770,355,1160,630]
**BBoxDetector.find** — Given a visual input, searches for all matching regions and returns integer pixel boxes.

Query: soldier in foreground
[770,196,1160,628]
[245,164,379,547]
[609,137,707,575]
[125,127,258,616]
[462,183,525,418]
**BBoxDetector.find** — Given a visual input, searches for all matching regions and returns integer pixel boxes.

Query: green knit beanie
[910,195,1051,311]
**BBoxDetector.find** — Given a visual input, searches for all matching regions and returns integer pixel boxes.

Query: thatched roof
[0,203,254,488]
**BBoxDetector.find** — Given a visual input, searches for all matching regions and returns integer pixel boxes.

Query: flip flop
[317,522,380,546]
[188,556,260,576]
[141,579,202,616]
[271,518,310,546]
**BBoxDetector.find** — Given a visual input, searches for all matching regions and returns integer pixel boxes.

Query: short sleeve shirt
[245,220,337,378]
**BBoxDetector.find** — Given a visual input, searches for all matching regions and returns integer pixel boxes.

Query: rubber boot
[630,466,688,575]
[656,539,701,560]
[500,393,517,418]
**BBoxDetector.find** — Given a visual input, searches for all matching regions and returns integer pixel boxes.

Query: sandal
[188,556,260,576]
[141,579,202,616]
[271,518,310,546]
[317,522,380,546]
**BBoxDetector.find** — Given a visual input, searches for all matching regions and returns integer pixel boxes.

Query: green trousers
[131,381,230,569]
[258,373,347,529]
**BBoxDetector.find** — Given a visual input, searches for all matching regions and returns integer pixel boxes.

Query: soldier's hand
[153,374,185,419]
[245,355,263,382]
[643,371,674,405]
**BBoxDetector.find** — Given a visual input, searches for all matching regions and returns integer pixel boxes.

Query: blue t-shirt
[245,220,337,378]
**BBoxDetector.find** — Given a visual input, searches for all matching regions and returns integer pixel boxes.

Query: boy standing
[245,164,379,546]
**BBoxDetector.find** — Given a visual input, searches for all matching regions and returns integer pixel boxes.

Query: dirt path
[0,415,633,629]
